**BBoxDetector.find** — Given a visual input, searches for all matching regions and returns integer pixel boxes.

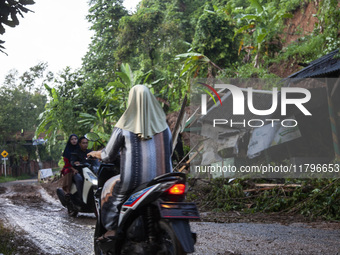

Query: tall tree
[192,2,239,69]
[35,68,87,142]
[82,0,211,112]
[0,64,47,166]
[83,0,128,88]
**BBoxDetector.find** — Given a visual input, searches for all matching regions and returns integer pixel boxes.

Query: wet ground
[0,180,96,255]
[0,179,340,255]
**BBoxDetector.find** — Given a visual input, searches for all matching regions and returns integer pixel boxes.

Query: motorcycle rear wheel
[94,219,105,255]
[157,220,186,255]
[119,220,187,255]
[94,219,187,255]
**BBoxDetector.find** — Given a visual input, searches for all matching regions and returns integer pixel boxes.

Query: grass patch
[0,174,33,183]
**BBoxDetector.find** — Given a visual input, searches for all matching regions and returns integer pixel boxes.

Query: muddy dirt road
[0,180,340,255]
[0,181,96,255]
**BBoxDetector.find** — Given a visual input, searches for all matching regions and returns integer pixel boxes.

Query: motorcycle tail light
[168,184,186,195]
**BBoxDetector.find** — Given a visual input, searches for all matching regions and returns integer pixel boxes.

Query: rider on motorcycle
[87,85,173,245]
[61,134,79,197]
[71,136,92,203]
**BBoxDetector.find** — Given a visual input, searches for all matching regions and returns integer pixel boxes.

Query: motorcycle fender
[70,183,77,194]
[83,167,96,203]
[170,219,195,253]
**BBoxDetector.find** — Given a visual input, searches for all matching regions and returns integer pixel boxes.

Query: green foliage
[36,84,81,141]
[271,0,340,67]
[78,107,114,142]
[34,67,93,162]
[0,63,48,166]
[177,52,222,80]
[233,0,293,67]
[0,87,46,141]
[297,179,340,220]
[191,3,239,68]
[0,174,32,183]
[228,62,275,78]
[0,0,35,54]
[83,0,211,113]
[83,0,128,88]
[188,178,340,220]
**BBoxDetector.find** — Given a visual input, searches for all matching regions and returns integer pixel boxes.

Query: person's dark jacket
[61,134,79,175]
[71,148,92,166]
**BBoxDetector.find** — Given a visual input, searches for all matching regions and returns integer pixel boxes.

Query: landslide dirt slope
[269,2,319,77]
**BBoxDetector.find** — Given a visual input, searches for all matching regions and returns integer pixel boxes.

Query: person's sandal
[96,235,117,253]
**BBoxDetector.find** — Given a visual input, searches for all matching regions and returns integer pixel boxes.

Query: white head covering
[115,85,168,139]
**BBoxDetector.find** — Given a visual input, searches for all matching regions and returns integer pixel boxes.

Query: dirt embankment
[282,2,318,47]
[269,2,319,78]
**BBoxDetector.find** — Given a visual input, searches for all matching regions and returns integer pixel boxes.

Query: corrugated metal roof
[287,49,340,79]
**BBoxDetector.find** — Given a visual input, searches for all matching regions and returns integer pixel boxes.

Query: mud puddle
[0,183,95,255]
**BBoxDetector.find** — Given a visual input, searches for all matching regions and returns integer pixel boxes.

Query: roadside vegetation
[188,177,340,220]
[0,174,32,183]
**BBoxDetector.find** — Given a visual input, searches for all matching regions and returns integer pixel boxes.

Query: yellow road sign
[1,150,8,158]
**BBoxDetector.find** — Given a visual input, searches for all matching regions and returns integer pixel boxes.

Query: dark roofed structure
[285,48,340,160]
[287,49,340,79]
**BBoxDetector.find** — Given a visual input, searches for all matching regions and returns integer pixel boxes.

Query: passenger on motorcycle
[61,134,80,196]
[71,136,92,203]
[87,85,172,244]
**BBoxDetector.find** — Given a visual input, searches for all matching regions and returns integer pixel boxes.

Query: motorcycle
[57,133,101,217]
[94,169,200,255]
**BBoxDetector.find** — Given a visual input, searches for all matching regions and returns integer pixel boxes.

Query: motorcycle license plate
[158,202,200,219]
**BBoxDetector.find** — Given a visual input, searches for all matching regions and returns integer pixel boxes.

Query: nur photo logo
[195,82,312,128]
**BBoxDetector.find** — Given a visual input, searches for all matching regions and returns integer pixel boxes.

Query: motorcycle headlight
[91,178,98,186]
[88,171,98,186]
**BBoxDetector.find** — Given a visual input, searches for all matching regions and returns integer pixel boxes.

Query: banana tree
[35,84,82,143]
[77,106,114,144]
[234,0,293,68]
[105,63,161,109]
[176,52,222,84]
[77,63,155,142]
[107,63,152,102]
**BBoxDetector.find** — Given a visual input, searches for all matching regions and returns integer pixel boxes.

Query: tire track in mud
[0,184,96,255]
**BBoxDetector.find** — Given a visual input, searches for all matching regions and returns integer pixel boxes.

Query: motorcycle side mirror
[85,132,100,142]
